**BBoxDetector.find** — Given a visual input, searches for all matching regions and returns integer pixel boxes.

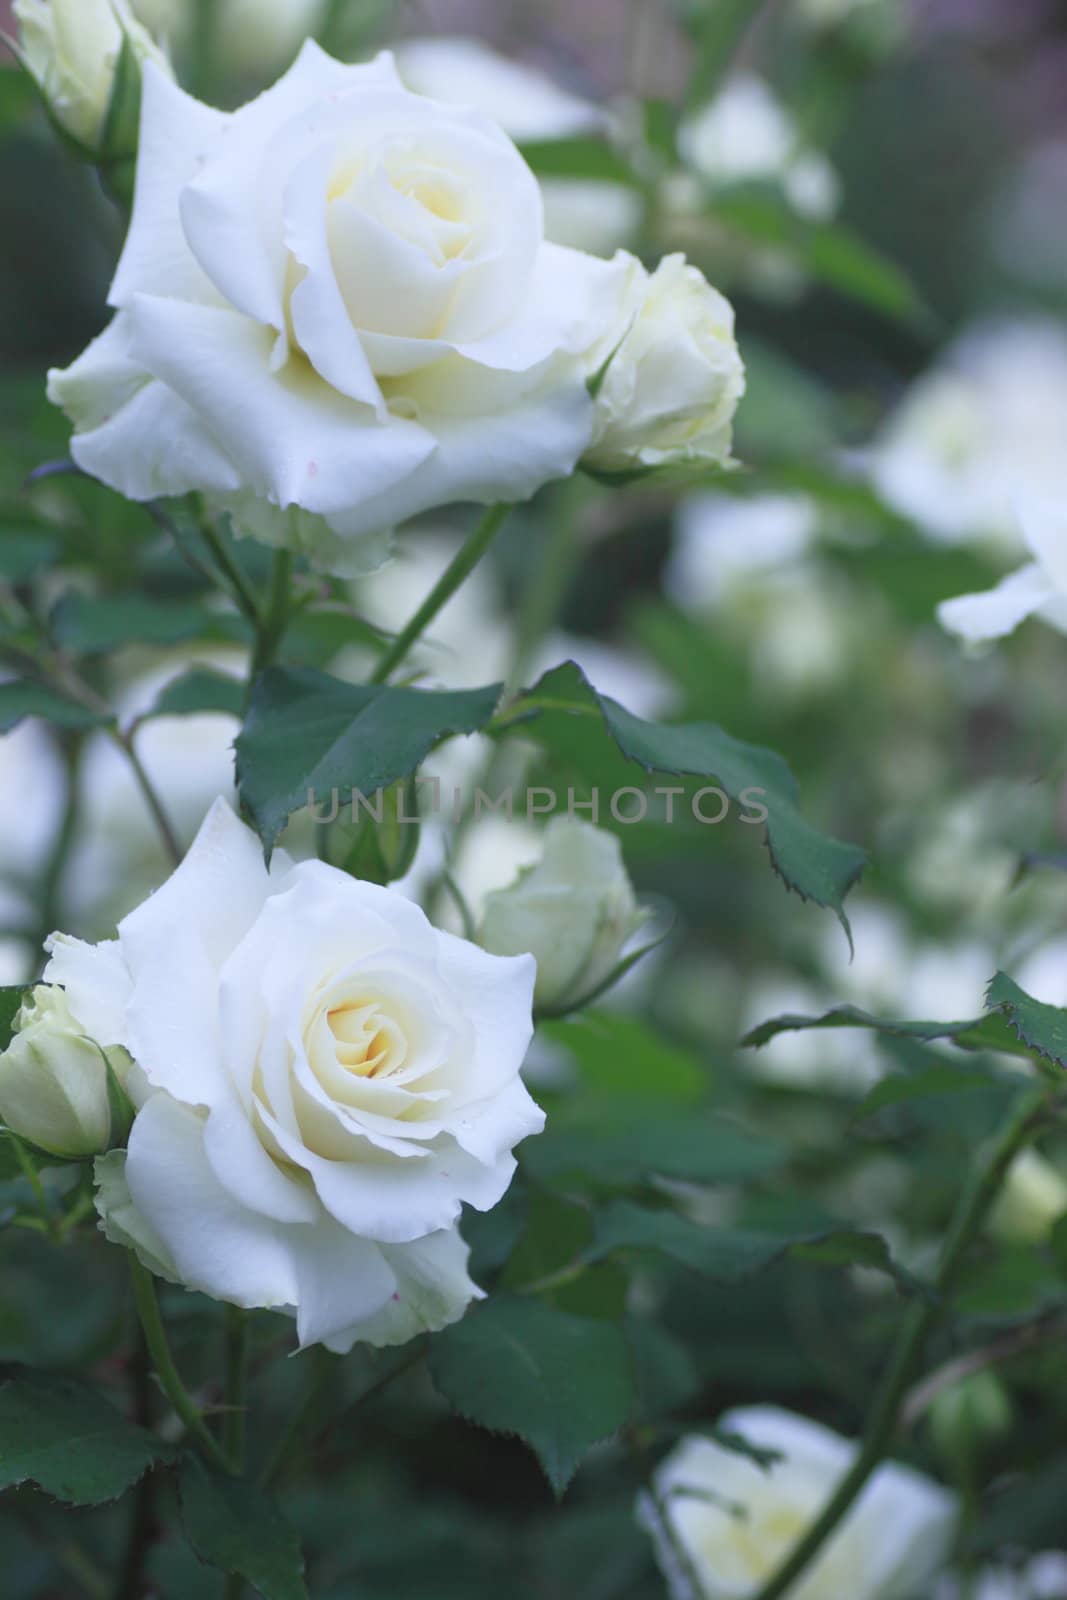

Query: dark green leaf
[144,669,245,721]
[624,1317,699,1423]
[852,1063,1000,1122]
[0,987,25,1053]
[51,592,220,654]
[519,137,636,185]
[588,1201,912,1291]
[0,528,61,580]
[501,662,865,924]
[236,665,502,851]
[986,972,1067,1072]
[522,1113,784,1190]
[178,1455,308,1600]
[0,681,111,733]
[0,1370,175,1504]
[428,1295,633,1495]
[743,1003,1029,1060]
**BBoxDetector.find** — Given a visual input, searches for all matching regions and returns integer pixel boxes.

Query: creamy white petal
[937,562,1056,642]
[119,800,277,1106]
[48,316,243,503]
[43,932,132,1050]
[329,359,596,539]
[260,1094,517,1243]
[322,1225,482,1352]
[124,295,435,516]
[1018,494,1067,593]
[203,1100,320,1225]
[126,1094,300,1310]
[110,64,229,310]
[431,929,538,1107]
[290,1212,399,1349]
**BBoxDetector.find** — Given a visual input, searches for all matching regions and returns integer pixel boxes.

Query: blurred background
[5,1,1067,1596]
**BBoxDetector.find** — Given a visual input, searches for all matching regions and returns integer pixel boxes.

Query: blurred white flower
[988,1150,1067,1245]
[667,492,817,610]
[640,1407,955,1600]
[871,320,1067,547]
[67,655,242,929]
[938,497,1067,644]
[395,34,640,258]
[937,1553,1067,1600]
[0,721,68,978]
[131,0,326,77]
[679,75,841,222]
[395,35,609,143]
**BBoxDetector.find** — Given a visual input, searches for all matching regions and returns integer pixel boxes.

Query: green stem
[128,1257,231,1473]
[112,730,182,869]
[222,1306,248,1472]
[12,1135,56,1238]
[504,479,585,700]
[751,1082,1055,1600]
[196,510,264,632]
[248,549,293,698]
[370,505,511,686]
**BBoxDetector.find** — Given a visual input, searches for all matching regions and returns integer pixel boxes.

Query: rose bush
[44,799,541,1350]
[47,43,638,573]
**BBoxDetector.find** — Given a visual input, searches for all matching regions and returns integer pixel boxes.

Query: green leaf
[178,1455,308,1600]
[518,137,637,185]
[540,1012,706,1103]
[51,592,221,654]
[0,527,61,581]
[624,1317,699,1423]
[0,987,25,1053]
[588,1200,912,1291]
[0,1370,175,1505]
[522,1113,784,1191]
[236,665,502,852]
[501,661,866,924]
[144,669,245,721]
[0,681,111,734]
[742,1003,1029,1060]
[852,1063,1000,1122]
[985,972,1067,1072]
[711,187,932,328]
[428,1295,633,1495]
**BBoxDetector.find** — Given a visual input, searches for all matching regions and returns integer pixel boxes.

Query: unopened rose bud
[584,254,745,479]
[13,0,169,156]
[928,1372,1013,1475]
[478,818,646,1010]
[0,985,129,1158]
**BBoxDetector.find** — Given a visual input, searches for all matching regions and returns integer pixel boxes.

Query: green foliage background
[3,1,1067,1596]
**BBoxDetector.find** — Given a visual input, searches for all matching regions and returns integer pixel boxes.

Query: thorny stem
[128,1257,231,1474]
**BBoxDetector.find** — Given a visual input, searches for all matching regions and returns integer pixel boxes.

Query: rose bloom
[640,1407,955,1600]
[46,800,541,1351]
[48,44,632,574]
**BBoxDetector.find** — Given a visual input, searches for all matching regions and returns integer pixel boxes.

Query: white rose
[45,798,541,1352]
[586,254,745,475]
[478,817,646,1010]
[15,0,170,151]
[396,36,639,259]
[47,45,633,575]
[0,985,129,1158]
[640,1407,956,1600]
